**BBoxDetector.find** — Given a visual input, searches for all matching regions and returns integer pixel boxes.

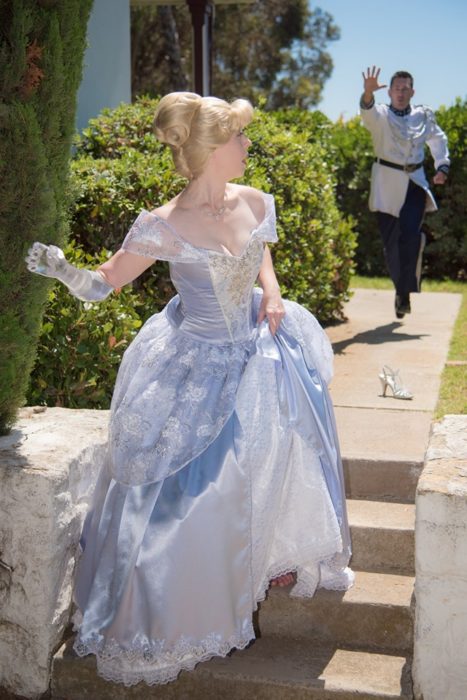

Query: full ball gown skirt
[73,193,353,686]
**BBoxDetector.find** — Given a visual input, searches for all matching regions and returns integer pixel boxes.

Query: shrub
[273,109,385,275]
[326,118,385,276]
[29,98,356,408]
[423,99,467,280]
[27,244,144,409]
[69,98,356,319]
[244,110,356,319]
[76,96,162,158]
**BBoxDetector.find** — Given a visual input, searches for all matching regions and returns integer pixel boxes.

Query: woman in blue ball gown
[26,92,353,686]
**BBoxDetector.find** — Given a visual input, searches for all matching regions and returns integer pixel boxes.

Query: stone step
[52,637,413,699]
[343,457,422,503]
[348,500,415,575]
[258,571,414,653]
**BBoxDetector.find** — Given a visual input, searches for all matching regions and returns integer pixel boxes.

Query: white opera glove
[25,242,114,301]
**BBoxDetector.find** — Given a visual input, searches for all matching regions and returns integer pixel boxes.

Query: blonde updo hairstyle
[153,92,253,179]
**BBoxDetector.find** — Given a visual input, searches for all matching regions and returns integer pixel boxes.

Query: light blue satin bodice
[121,192,277,345]
[167,240,263,344]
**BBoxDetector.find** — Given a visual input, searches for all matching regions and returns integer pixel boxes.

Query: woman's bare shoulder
[149,195,180,220]
[231,183,268,220]
[231,182,265,201]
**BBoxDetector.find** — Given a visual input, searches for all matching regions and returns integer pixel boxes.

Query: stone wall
[414,415,467,700]
[0,408,108,699]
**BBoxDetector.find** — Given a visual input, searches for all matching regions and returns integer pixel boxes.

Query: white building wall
[76,0,131,132]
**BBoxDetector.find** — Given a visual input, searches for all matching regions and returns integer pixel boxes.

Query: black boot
[395,294,411,319]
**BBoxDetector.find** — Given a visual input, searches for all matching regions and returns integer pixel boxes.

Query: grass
[350,275,467,418]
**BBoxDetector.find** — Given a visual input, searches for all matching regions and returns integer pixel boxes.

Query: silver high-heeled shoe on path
[379,365,413,400]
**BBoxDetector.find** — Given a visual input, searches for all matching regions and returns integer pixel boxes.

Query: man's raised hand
[362,66,387,95]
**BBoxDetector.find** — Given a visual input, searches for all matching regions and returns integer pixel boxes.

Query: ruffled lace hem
[73,624,255,687]
[319,551,355,591]
[254,554,354,610]
[72,553,353,687]
[255,561,319,608]
[318,565,355,591]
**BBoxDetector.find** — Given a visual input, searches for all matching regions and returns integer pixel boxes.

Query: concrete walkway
[325,288,462,470]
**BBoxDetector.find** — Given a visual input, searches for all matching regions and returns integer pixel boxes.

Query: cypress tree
[0,0,93,433]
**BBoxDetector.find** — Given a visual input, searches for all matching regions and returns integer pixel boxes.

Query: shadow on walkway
[332,322,430,355]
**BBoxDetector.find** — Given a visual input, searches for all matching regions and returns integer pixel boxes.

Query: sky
[312,0,467,121]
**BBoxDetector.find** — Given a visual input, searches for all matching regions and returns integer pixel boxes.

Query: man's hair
[390,71,414,88]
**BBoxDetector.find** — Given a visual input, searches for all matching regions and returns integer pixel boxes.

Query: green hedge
[28,98,356,409]
[423,99,467,279]
[272,109,383,275]
[0,0,92,433]
[245,111,356,315]
[326,118,384,277]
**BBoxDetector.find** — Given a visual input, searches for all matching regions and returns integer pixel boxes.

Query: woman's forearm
[257,246,281,293]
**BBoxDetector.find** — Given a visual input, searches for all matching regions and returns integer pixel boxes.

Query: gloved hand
[25,242,114,301]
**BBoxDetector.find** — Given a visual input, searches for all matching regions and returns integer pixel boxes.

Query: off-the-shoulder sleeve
[121,211,202,263]
[256,192,278,243]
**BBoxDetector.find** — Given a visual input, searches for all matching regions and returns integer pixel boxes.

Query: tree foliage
[130,0,339,109]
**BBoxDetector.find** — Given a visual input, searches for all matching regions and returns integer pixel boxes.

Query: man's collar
[389,104,412,117]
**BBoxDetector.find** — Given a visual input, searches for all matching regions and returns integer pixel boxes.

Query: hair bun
[158,124,190,148]
[154,92,202,149]
[153,91,253,179]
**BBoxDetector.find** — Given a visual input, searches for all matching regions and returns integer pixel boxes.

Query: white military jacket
[360,102,450,216]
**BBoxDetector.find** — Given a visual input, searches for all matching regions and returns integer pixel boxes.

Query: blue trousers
[377,180,427,296]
